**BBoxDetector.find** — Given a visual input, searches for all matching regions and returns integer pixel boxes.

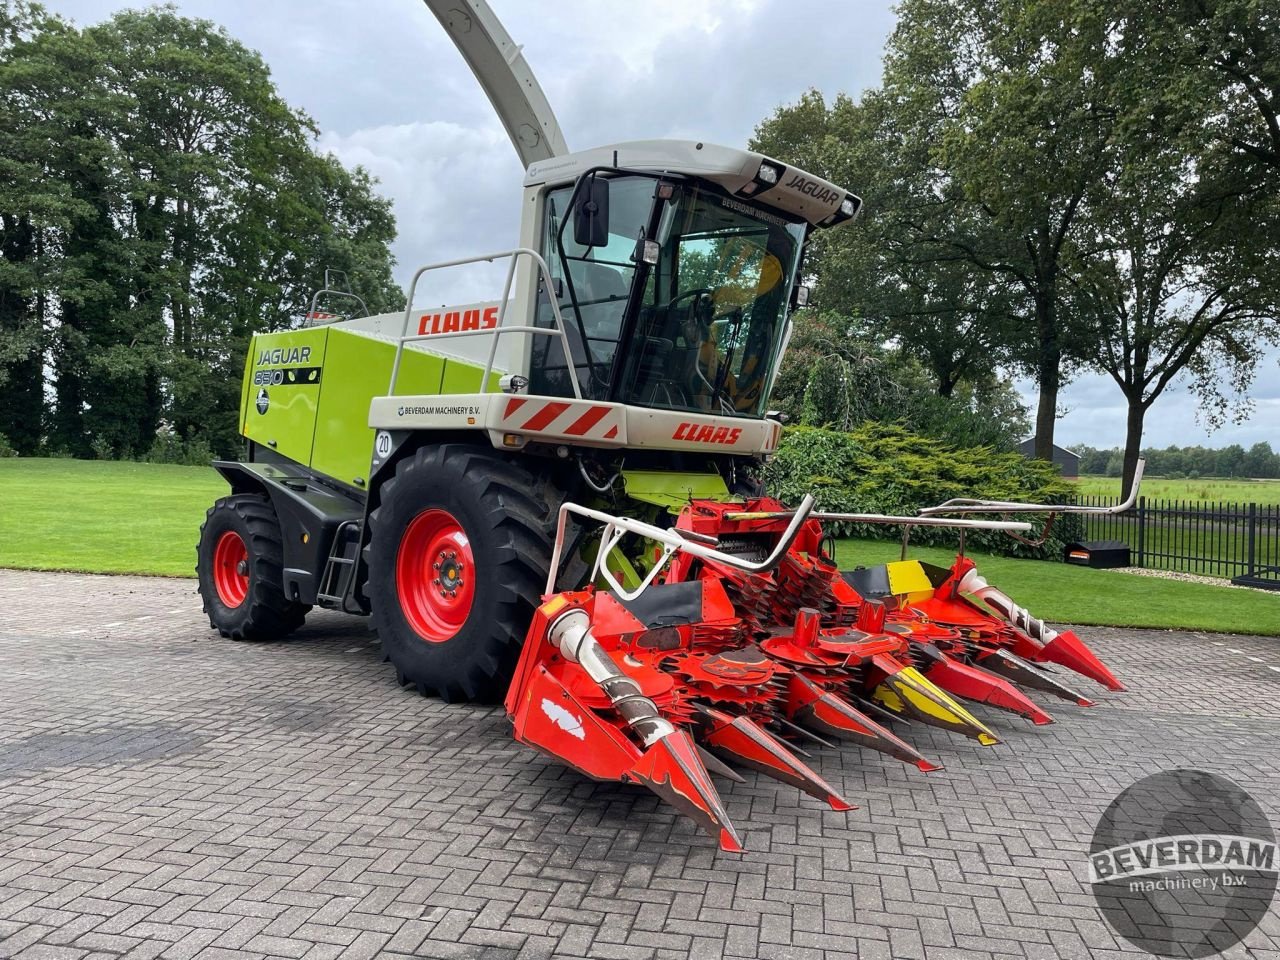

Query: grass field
[0,459,226,576]
[1,458,1276,634]
[1076,474,1280,504]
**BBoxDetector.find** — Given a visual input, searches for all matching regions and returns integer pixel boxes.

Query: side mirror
[574,175,610,247]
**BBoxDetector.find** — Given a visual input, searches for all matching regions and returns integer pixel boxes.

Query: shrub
[89,436,114,460]
[145,425,216,466]
[0,433,16,458]
[763,423,1082,559]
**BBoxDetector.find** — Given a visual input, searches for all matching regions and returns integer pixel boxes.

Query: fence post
[1136,495,1146,568]
[1247,502,1257,577]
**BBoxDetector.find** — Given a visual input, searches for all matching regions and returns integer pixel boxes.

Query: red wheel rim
[213,530,249,608]
[396,508,475,642]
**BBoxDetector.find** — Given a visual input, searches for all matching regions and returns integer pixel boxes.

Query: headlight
[757,162,781,185]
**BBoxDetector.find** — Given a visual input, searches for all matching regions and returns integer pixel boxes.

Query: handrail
[388,247,583,399]
[305,288,368,326]
[721,510,1033,532]
[918,459,1147,517]
[547,495,817,600]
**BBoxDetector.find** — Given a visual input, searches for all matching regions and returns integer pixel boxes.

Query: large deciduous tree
[754,0,1279,471]
[0,3,404,457]
[754,0,1112,458]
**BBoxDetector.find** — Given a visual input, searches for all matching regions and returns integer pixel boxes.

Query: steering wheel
[665,287,717,324]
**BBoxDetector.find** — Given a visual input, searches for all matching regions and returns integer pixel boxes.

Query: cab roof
[524,139,861,230]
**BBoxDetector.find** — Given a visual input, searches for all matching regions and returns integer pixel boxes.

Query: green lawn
[1076,474,1280,505]
[1,458,1276,635]
[0,459,227,576]
[834,539,1280,636]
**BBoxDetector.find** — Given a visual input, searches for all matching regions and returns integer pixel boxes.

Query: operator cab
[525,140,859,418]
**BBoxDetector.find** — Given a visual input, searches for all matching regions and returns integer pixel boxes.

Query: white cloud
[316,120,523,303]
[45,0,1276,448]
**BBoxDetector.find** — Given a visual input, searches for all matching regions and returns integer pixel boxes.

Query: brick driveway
[0,569,1277,960]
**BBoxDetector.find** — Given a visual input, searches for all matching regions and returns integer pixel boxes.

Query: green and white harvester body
[196,1,1145,850]
[195,0,864,700]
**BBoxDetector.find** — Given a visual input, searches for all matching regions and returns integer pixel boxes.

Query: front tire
[365,444,554,702]
[197,494,309,641]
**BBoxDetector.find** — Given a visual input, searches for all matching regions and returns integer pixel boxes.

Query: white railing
[918,459,1147,517]
[546,496,1036,601]
[388,247,583,399]
[547,496,819,600]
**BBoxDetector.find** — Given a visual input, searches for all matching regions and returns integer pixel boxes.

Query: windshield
[529,176,806,416]
[619,184,805,417]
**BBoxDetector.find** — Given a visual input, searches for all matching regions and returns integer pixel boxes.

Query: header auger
[193,0,1141,852]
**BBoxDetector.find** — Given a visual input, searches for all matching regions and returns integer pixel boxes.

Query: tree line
[0,2,404,460]
[1077,441,1280,480]
[753,0,1280,495]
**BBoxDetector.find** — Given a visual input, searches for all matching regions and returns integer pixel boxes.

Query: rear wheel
[197,494,309,641]
[365,444,554,702]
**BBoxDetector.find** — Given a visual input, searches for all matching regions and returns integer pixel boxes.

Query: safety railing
[548,498,1034,600]
[305,269,368,326]
[548,496,820,601]
[388,247,583,399]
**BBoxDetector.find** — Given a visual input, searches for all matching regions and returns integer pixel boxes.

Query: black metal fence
[1074,496,1280,588]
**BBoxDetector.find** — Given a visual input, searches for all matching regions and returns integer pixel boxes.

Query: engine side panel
[241,328,329,468]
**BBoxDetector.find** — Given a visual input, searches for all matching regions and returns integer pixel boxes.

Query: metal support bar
[918,460,1146,518]
[547,496,818,599]
[721,511,1033,533]
[389,247,582,399]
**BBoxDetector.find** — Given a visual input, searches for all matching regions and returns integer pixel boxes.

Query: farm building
[1018,438,1081,478]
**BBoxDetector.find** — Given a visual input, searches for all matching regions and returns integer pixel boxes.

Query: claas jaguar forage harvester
[195,0,1139,849]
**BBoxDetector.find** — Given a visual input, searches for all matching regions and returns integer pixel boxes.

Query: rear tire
[197,494,309,641]
[364,444,554,702]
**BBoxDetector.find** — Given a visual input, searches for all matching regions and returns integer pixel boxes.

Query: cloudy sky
[49,0,1279,451]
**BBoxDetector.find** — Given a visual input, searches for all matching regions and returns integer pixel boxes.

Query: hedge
[763,424,1081,559]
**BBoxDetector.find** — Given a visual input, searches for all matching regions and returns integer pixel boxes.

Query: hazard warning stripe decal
[519,401,572,432]
[504,397,528,419]
[563,405,611,436]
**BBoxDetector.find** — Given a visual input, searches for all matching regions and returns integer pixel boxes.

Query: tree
[753,1,1113,459]
[0,1,97,453]
[1170,0,1280,179]
[768,310,1029,450]
[1064,3,1280,496]
[923,0,1118,459]
[0,5,405,457]
[1242,442,1276,479]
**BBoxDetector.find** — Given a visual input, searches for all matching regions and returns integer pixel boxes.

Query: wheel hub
[397,508,475,642]
[212,530,250,608]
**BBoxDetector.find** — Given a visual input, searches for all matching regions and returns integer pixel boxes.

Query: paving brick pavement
[0,568,1277,960]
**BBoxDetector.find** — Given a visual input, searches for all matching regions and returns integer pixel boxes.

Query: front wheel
[364,444,554,702]
[196,494,309,641]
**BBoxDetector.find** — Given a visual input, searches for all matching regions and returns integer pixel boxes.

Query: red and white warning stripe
[501,397,621,441]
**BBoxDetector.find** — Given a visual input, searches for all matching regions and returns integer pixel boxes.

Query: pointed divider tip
[976,648,1096,707]
[627,729,743,853]
[787,674,941,772]
[914,645,1055,726]
[696,705,854,812]
[871,656,1001,746]
[1037,630,1127,692]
